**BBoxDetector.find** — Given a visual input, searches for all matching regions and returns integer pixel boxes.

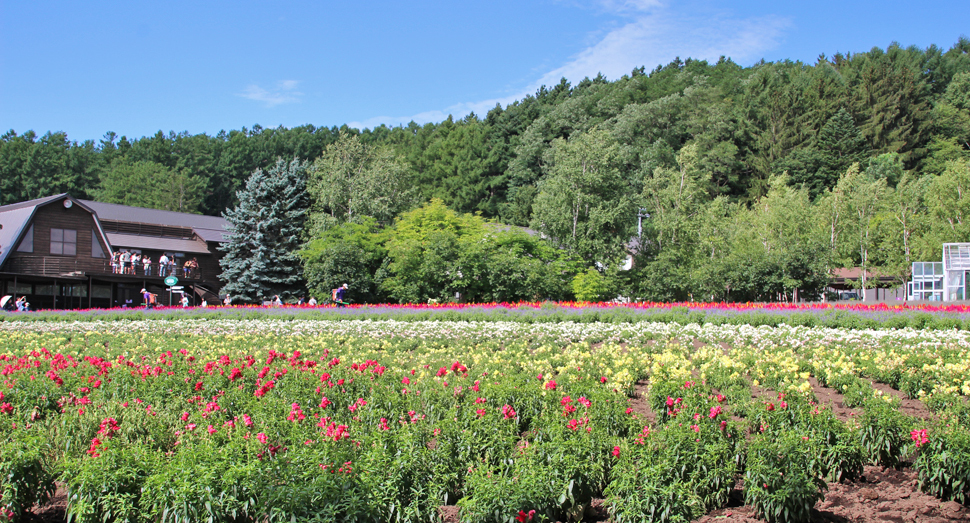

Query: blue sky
[1,0,967,143]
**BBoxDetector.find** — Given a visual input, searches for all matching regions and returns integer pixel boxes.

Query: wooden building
[0,194,231,309]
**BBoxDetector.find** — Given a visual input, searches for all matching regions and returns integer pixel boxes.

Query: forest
[3,39,969,303]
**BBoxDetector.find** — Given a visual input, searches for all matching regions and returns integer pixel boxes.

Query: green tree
[797,108,868,198]
[571,268,610,302]
[219,158,310,303]
[300,217,386,304]
[307,133,417,232]
[832,163,890,300]
[925,160,970,243]
[379,199,485,303]
[94,160,203,213]
[530,128,636,265]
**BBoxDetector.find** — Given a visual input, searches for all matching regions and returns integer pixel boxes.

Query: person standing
[143,255,152,276]
[308,296,317,306]
[181,294,189,307]
[334,283,349,307]
[158,253,169,277]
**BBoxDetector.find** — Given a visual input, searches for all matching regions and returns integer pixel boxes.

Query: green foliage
[301,217,387,304]
[915,424,970,504]
[531,128,636,265]
[858,399,911,468]
[94,159,203,213]
[571,268,609,302]
[219,157,310,303]
[307,132,418,231]
[378,200,580,303]
[744,431,828,523]
[0,431,56,521]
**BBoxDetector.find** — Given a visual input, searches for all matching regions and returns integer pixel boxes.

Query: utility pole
[637,208,650,240]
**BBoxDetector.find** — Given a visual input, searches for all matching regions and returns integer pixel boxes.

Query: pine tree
[219,158,310,303]
[813,107,868,196]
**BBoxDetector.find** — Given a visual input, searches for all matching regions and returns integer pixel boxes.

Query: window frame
[50,228,78,256]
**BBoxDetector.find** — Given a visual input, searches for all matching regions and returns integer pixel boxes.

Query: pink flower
[502,404,517,419]
[612,446,620,457]
[87,437,102,457]
[207,425,216,435]
[578,396,591,408]
[911,429,929,448]
[709,406,722,419]
[544,380,557,390]
[600,376,608,384]
[690,424,700,433]
[242,414,253,426]
[256,432,268,444]
[402,377,410,385]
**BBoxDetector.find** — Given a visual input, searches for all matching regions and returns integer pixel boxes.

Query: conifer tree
[811,108,868,196]
[219,158,309,303]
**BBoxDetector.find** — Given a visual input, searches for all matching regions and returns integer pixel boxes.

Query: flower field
[1,318,969,522]
[7,300,970,331]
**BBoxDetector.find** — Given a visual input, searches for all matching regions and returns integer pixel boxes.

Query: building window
[16,225,34,252]
[50,228,77,256]
[91,230,106,258]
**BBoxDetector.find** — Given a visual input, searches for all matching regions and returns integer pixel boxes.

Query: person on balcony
[158,253,169,277]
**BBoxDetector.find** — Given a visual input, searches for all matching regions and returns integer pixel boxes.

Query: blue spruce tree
[219,158,309,303]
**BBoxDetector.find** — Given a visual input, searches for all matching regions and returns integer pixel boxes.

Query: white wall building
[908,243,970,301]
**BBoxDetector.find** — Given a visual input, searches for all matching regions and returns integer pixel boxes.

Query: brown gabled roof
[79,200,230,244]
[0,194,110,268]
[830,267,900,282]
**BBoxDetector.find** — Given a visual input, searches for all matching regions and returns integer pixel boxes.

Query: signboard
[164,276,179,286]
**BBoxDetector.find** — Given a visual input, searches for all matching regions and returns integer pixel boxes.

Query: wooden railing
[4,255,202,279]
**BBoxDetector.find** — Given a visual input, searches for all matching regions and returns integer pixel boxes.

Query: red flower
[87,437,102,457]
[516,509,536,522]
[612,446,620,457]
[544,380,557,390]
[502,404,517,419]
[911,429,929,448]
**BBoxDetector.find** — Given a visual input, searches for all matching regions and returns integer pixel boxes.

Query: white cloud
[238,80,302,107]
[351,2,789,129]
